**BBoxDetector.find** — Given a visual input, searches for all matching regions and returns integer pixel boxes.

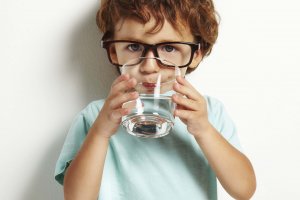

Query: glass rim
[122,56,177,68]
[121,57,182,87]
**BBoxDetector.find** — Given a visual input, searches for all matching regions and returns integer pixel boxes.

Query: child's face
[111,17,202,83]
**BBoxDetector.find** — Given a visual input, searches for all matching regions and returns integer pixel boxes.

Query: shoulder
[81,99,105,114]
[204,95,243,150]
[77,99,106,127]
[203,95,234,132]
[203,95,225,115]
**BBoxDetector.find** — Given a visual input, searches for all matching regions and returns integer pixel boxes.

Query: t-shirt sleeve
[206,96,243,152]
[54,112,90,185]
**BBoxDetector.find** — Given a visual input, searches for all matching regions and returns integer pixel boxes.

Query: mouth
[137,80,175,94]
[142,82,157,89]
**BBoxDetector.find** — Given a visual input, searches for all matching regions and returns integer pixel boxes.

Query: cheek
[162,67,187,81]
[122,67,143,81]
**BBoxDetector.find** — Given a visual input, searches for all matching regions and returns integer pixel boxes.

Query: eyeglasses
[101,40,201,68]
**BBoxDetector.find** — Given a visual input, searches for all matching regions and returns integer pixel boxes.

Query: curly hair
[96,0,219,73]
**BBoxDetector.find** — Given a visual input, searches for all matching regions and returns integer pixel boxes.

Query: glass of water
[121,57,183,138]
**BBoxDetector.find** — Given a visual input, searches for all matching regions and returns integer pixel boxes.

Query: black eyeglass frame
[100,40,201,68]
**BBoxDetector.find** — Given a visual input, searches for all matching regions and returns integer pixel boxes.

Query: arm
[64,126,109,200]
[194,125,256,200]
[64,74,138,200]
[172,76,256,200]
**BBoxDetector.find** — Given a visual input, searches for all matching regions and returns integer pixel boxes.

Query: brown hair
[96,0,219,73]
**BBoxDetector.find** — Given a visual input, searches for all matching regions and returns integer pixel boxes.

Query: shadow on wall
[69,3,118,103]
[23,3,117,200]
[23,126,67,200]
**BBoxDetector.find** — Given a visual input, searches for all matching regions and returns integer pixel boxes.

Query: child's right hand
[92,74,138,138]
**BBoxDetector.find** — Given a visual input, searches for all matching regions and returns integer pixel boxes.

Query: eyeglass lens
[108,42,193,67]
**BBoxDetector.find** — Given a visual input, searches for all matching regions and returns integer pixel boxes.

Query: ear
[189,49,203,69]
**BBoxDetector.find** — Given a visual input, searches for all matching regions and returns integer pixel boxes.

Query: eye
[161,45,176,52]
[127,43,143,52]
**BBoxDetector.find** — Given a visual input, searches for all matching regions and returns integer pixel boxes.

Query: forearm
[194,125,256,200]
[64,125,110,200]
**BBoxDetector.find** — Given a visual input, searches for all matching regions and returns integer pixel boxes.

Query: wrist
[193,123,215,141]
[89,120,114,140]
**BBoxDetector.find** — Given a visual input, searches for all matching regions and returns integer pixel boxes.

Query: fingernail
[174,110,178,116]
[127,79,134,84]
[130,78,137,83]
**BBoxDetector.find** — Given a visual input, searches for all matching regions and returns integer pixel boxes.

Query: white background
[1,0,300,199]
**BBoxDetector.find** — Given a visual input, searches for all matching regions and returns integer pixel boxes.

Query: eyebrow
[116,37,183,44]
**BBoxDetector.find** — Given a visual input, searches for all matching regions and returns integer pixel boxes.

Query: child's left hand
[172,76,211,137]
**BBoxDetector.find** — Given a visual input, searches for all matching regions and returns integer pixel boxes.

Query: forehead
[113,17,194,43]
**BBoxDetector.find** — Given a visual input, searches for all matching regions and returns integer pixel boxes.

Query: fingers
[111,74,129,87]
[106,74,139,112]
[172,94,200,111]
[110,76,137,97]
[172,76,206,114]
[173,109,195,121]
[98,74,139,135]
[110,107,131,120]
[173,76,202,101]
[110,91,139,109]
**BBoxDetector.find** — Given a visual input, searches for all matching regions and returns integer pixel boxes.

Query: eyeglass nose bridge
[141,44,160,58]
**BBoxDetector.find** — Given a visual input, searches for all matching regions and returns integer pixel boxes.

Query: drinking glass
[121,57,183,138]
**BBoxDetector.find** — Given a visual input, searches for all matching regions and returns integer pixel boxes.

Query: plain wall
[1,0,300,199]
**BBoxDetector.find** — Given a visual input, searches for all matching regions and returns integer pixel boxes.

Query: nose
[139,57,160,74]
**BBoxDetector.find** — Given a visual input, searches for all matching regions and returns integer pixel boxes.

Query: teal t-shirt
[55,96,242,200]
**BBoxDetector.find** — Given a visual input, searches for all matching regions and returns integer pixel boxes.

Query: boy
[55,0,256,199]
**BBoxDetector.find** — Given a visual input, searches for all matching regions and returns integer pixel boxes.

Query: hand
[93,74,138,138]
[172,76,211,137]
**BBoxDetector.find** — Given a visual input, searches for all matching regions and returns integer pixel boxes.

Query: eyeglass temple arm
[100,41,104,48]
